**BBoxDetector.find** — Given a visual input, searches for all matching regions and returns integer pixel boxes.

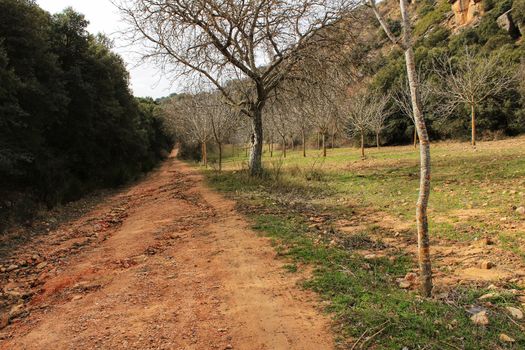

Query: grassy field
[200,137,525,349]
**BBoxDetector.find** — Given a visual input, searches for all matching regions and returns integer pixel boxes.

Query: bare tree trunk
[317,132,321,150]
[369,0,433,297]
[376,131,380,148]
[400,0,433,297]
[270,138,273,158]
[302,129,306,157]
[218,142,222,171]
[322,133,327,157]
[360,131,365,159]
[282,136,287,158]
[248,109,264,175]
[471,103,476,147]
[203,142,208,168]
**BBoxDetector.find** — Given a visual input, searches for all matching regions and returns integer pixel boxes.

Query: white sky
[37,0,174,99]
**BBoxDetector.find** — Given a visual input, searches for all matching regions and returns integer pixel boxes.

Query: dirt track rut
[0,153,333,350]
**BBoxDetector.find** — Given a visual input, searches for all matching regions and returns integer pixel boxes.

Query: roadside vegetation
[204,139,525,349]
[0,1,174,230]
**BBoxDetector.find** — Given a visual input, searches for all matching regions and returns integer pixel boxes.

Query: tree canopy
[0,0,173,229]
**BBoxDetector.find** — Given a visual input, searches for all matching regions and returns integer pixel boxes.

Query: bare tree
[367,91,391,149]
[291,103,312,158]
[368,0,433,296]
[206,94,240,171]
[267,100,291,158]
[392,74,437,148]
[300,64,348,158]
[116,0,355,176]
[343,89,388,158]
[433,49,515,147]
[344,91,372,159]
[167,94,213,167]
[263,117,276,158]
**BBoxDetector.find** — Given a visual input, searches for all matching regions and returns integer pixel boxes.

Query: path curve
[1,153,334,350]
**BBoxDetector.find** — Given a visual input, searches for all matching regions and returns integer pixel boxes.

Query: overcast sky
[37,0,174,99]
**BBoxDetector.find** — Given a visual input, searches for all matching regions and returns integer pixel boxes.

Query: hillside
[347,0,525,145]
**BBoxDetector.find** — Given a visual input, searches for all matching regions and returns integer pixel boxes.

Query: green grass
[207,139,525,254]
[201,138,525,349]
[246,213,524,349]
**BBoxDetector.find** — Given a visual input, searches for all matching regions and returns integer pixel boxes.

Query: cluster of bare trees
[117,0,490,297]
[165,92,239,170]
[344,89,391,158]
[116,0,361,176]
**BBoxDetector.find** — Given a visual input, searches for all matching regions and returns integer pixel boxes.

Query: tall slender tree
[368,0,433,296]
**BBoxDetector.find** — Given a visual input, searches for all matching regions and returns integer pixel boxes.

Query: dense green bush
[0,0,173,229]
[513,0,525,27]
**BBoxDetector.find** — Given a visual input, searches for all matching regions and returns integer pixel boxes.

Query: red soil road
[0,153,333,350]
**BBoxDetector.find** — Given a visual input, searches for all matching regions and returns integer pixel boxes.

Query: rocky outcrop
[449,0,484,27]
[497,10,522,38]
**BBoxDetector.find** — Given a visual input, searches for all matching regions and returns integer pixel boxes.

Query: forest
[0,0,173,230]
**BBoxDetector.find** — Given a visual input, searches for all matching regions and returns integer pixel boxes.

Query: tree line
[0,0,173,229]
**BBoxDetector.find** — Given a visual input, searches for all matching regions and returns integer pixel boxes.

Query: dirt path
[0,153,333,350]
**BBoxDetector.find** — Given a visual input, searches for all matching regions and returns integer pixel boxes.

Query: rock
[478,293,496,300]
[6,264,18,272]
[225,345,233,349]
[480,261,494,270]
[9,304,25,319]
[516,206,525,215]
[405,272,417,282]
[497,10,520,38]
[364,254,377,260]
[505,306,523,320]
[470,310,489,325]
[499,333,515,343]
[399,280,411,289]
[0,313,8,330]
[478,237,494,246]
[450,0,483,28]
[36,262,47,270]
[72,295,83,301]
